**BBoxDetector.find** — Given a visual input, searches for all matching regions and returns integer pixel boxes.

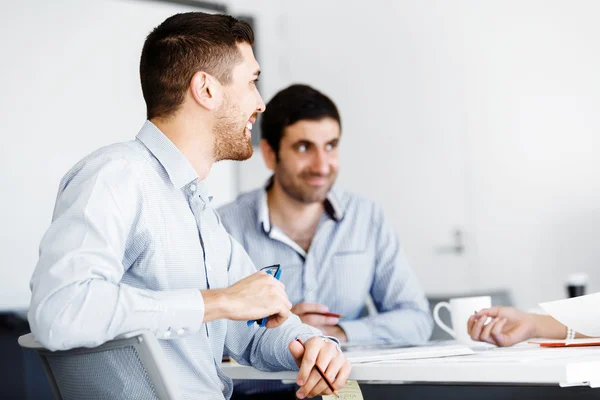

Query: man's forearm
[30,280,206,351]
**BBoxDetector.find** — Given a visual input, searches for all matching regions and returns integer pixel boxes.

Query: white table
[223,343,600,399]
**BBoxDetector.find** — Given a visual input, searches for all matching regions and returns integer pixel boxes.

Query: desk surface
[222,343,600,387]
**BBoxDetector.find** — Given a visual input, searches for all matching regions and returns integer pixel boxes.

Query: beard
[275,166,337,204]
[213,95,253,162]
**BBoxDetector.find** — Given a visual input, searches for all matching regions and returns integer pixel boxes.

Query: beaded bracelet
[565,326,576,341]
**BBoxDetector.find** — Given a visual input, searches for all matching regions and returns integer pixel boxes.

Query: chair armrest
[18,333,45,350]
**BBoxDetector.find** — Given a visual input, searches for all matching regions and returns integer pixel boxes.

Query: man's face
[274,118,340,204]
[213,43,265,161]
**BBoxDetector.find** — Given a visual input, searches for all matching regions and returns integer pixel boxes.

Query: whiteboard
[0,0,239,310]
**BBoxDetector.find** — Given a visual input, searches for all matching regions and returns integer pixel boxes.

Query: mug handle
[433,301,455,338]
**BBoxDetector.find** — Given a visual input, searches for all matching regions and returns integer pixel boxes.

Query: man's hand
[288,337,351,399]
[202,271,292,328]
[467,306,538,346]
[291,303,347,341]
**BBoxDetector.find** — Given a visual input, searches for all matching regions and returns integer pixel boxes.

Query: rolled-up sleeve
[28,156,205,351]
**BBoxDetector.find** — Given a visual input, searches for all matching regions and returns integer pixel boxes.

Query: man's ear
[260,139,277,171]
[190,71,221,111]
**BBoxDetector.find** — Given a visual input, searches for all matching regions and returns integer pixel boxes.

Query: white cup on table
[433,296,491,345]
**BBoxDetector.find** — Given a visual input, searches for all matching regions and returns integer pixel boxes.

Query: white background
[0,0,237,310]
[236,0,600,309]
[2,0,600,311]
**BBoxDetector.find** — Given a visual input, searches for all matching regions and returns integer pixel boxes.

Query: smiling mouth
[304,176,329,186]
[245,116,256,137]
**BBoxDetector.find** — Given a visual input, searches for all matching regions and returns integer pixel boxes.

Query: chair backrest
[18,332,180,400]
[427,290,514,341]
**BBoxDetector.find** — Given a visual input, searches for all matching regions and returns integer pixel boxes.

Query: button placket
[303,254,318,303]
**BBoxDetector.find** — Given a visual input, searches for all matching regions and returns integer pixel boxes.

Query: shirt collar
[136,120,199,190]
[258,175,345,234]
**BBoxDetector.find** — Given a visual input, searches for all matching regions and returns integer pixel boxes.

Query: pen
[307,312,344,319]
[295,338,339,398]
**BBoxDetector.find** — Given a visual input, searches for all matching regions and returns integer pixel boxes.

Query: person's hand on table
[292,302,348,342]
[467,306,538,346]
[288,336,351,399]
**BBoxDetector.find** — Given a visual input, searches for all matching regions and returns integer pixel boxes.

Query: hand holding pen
[292,303,347,342]
[288,337,351,399]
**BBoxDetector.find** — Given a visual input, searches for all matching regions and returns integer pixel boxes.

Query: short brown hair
[261,84,341,156]
[140,12,254,119]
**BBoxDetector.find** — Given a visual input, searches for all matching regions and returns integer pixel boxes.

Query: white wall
[461,1,600,308]
[237,0,600,309]
[3,0,599,311]
[0,0,239,310]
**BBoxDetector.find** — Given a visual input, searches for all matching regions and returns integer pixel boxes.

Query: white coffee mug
[433,296,491,344]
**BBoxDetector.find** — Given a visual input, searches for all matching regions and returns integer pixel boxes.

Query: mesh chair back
[41,343,159,399]
[18,333,179,400]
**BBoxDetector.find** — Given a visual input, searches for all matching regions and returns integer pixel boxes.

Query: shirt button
[177,328,186,336]
[163,331,172,338]
[189,184,197,192]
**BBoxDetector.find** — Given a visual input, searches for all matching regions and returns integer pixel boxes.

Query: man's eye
[298,144,307,152]
[325,144,334,151]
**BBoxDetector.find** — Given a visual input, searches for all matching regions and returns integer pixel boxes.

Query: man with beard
[28,14,349,400]
[219,84,433,399]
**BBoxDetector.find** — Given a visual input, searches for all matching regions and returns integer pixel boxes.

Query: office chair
[427,290,514,341]
[18,332,180,400]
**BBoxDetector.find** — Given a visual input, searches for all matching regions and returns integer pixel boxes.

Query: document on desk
[322,380,364,400]
[344,343,475,364]
[540,293,600,337]
[391,343,600,367]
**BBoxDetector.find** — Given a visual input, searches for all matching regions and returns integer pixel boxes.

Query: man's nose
[311,151,330,175]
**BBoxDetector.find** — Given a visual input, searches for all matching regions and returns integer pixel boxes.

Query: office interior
[1,0,599,398]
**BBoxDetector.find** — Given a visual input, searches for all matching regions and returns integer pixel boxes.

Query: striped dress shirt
[28,121,322,400]
[218,182,433,394]
[219,183,433,343]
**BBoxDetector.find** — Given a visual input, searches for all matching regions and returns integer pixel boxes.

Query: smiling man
[219,84,433,398]
[28,14,348,400]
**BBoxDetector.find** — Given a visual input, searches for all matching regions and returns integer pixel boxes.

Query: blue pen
[247,264,282,327]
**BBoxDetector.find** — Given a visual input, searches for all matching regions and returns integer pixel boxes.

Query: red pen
[307,311,344,319]
[295,338,339,397]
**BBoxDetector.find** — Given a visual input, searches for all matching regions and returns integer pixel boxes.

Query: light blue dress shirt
[218,182,433,394]
[28,121,322,400]
[219,182,433,344]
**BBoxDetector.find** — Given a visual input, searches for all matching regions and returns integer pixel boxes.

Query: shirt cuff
[295,333,340,346]
[338,319,373,343]
[153,288,205,339]
[288,332,342,368]
[279,322,332,370]
[321,335,342,352]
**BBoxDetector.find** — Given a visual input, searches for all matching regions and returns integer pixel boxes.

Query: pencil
[295,338,339,397]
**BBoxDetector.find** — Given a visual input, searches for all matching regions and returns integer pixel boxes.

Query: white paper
[540,293,600,337]
[388,343,600,364]
[344,343,474,364]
